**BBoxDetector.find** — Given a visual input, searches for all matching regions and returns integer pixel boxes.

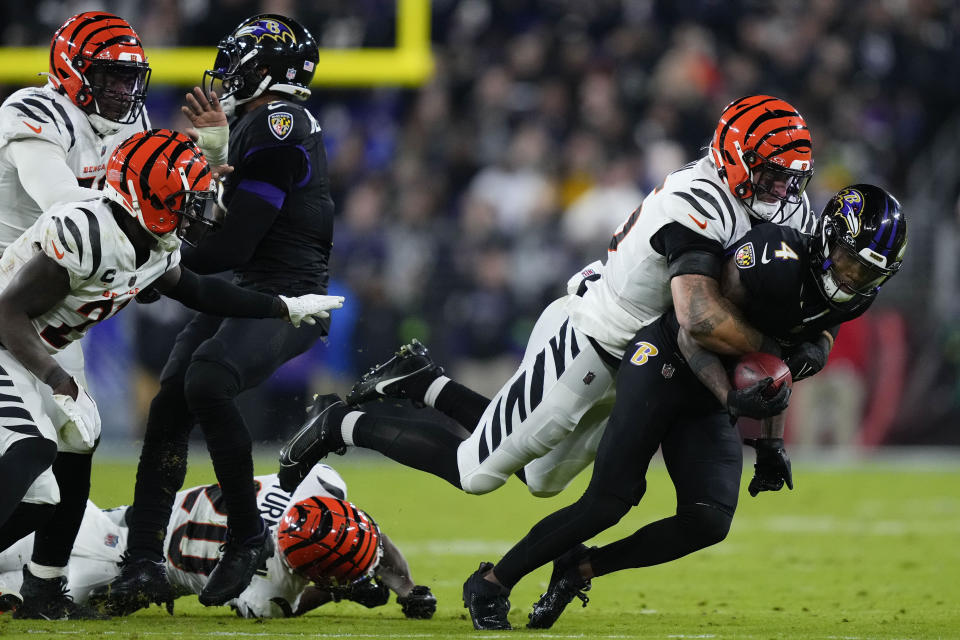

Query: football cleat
[14,565,110,620]
[346,339,442,406]
[462,562,511,630]
[527,545,593,629]
[398,585,437,619]
[278,394,346,492]
[0,586,22,614]
[199,523,274,606]
[87,555,174,616]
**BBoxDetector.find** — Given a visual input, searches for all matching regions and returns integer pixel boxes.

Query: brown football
[733,352,792,396]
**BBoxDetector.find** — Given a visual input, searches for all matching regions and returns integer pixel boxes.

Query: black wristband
[759,335,781,356]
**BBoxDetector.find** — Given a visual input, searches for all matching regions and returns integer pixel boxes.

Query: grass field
[2,451,958,639]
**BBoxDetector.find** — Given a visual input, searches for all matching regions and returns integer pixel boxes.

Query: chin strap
[87,112,124,137]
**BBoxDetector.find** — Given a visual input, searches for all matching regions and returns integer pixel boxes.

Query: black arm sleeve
[180,145,305,274]
[651,222,724,280]
[163,268,285,318]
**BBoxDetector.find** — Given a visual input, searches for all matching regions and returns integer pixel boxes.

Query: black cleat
[198,524,274,607]
[527,545,593,629]
[0,587,22,614]
[278,394,346,492]
[346,339,442,406]
[462,562,511,630]
[87,555,174,616]
[13,565,110,620]
[398,585,437,619]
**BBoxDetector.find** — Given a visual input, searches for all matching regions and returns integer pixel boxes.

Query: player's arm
[744,412,793,497]
[152,265,342,327]
[0,252,78,398]
[180,145,305,274]
[658,223,779,356]
[8,138,101,210]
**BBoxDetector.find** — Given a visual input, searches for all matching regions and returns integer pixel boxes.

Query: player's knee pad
[184,359,240,410]
[677,503,733,549]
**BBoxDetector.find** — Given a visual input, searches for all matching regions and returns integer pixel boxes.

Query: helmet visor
[87,60,151,123]
[753,163,812,205]
[202,42,245,100]
[825,244,890,296]
[167,188,220,246]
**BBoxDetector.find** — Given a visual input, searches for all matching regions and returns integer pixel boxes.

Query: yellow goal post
[0,0,433,87]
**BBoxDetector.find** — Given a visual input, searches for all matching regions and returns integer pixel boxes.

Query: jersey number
[609,205,642,251]
[773,242,799,261]
[167,486,228,576]
[77,176,106,190]
[40,298,130,349]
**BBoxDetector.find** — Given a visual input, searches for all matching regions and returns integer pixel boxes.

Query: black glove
[783,340,829,381]
[397,585,437,619]
[135,285,162,304]
[743,437,794,497]
[726,377,791,421]
[331,576,390,608]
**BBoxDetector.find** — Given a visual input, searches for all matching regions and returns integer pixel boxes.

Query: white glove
[279,294,345,328]
[53,382,101,450]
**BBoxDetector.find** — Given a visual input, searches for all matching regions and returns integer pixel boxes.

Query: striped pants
[456,297,617,496]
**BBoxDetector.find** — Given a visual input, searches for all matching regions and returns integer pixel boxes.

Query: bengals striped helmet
[104,129,218,248]
[49,11,151,134]
[278,496,383,585]
[710,95,814,221]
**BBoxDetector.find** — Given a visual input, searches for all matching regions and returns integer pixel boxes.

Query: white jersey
[0,85,149,250]
[165,465,349,618]
[565,156,816,357]
[0,198,180,353]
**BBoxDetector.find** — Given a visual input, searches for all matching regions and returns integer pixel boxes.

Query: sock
[28,561,66,579]
[433,380,490,431]
[403,367,444,403]
[340,411,364,446]
[353,412,464,488]
[422,376,450,407]
[31,452,91,568]
[0,438,57,527]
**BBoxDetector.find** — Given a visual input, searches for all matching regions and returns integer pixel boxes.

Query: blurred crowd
[3,0,960,445]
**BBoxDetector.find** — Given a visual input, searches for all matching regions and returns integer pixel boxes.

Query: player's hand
[783,340,829,381]
[182,87,228,130]
[744,437,793,497]
[397,585,437,619]
[279,294,345,328]
[726,377,791,421]
[334,576,390,608]
[53,380,101,449]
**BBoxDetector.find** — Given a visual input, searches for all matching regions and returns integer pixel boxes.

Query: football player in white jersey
[0,463,435,619]
[278,95,819,499]
[0,10,151,618]
[0,128,343,619]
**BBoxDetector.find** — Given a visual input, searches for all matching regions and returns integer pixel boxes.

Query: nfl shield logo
[285,66,297,80]
[661,363,675,379]
[104,533,119,548]
[269,112,293,140]
[735,242,755,269]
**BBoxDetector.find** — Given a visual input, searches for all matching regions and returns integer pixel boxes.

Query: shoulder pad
[254,101,316,143]
[0,89,79,152]
[662,179,742,244]
[37,203,106,286]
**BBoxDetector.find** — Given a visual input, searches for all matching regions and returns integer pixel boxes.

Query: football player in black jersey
[461,185,907,630]
[90,15,340,613]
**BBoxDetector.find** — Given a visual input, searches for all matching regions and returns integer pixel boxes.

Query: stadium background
[1,0,959,451]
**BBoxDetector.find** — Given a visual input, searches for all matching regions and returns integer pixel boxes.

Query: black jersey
[726,223,871,347]
[219,99,334,294]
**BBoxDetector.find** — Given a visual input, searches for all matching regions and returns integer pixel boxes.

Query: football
[733,352,792,396]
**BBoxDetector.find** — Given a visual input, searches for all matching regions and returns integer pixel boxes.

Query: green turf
[2,455,958,639]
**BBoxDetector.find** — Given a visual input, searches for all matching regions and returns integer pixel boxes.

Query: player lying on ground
[458,185,908,630]
[0,128,342,619]
[0,463,435,619]
[277,95,819,498]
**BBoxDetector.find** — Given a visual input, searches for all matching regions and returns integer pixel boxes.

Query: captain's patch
[735,242,755,269]
[269,112,293,140]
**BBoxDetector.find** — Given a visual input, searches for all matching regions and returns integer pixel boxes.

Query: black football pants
[493,316,742,588]
[127,312,325,560]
